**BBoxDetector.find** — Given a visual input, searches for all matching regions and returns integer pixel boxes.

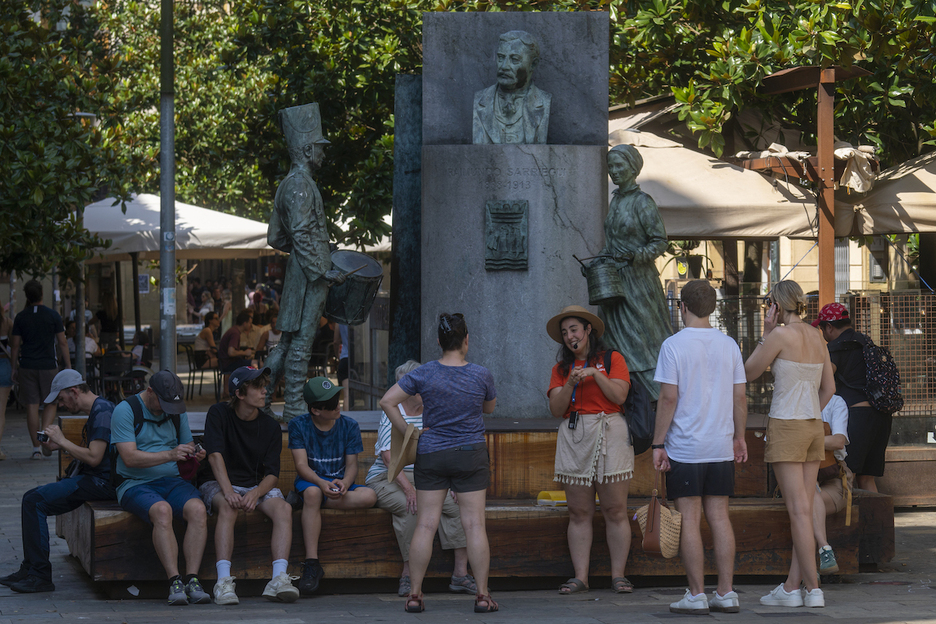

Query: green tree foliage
[613,0,936,164]
[0,0,145,278]
[97,1,276,225]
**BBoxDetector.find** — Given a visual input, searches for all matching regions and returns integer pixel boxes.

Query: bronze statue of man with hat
[265,103,345,420]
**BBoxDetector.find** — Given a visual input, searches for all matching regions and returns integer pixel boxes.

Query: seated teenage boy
[200,366,298,605]
[288,377,376,596]
[812,394,853,575]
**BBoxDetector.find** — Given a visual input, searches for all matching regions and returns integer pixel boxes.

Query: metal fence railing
[667,291,936,421]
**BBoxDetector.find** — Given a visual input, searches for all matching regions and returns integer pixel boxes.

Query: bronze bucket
[578,255,625,306]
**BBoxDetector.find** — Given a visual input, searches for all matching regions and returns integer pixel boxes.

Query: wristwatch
[651,444,665,450]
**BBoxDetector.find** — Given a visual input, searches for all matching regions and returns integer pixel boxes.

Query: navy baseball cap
[229,366,270,396]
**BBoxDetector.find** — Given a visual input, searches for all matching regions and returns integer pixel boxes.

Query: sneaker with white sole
[710,590,740,613]
[760,583,803,607]
[804,587,825,608]
[263,572,300,603]
[670,589,710,614]
[213,576,238,605]
[818,545,839,574]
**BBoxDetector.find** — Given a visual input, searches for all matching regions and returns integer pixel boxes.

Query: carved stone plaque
[485,199,528,270]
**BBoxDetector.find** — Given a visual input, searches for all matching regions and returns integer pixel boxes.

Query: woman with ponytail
[744,280,835,609]
[380,313,498,614]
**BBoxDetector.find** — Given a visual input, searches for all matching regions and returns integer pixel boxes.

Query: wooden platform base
[56,493,887,583]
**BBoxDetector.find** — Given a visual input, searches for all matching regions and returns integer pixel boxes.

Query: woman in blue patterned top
[380,313,498,614]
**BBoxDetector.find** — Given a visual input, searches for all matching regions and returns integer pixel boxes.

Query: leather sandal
[404,593,424,613]
[612,576,634,594]
[474,593,499,613]
[559,578,589,594]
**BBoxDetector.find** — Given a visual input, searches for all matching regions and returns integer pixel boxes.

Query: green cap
[303,376,341,405]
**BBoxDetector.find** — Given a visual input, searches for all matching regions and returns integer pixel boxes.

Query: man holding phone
[111,371,210,606]
[0,370,114,593]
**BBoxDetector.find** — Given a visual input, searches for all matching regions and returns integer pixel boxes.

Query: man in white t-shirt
[652,280,748,615]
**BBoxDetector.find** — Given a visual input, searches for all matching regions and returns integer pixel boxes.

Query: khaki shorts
[19,368,58,406]
[764,417,824,464]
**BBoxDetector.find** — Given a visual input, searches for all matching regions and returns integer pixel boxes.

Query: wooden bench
[54,413,892,583]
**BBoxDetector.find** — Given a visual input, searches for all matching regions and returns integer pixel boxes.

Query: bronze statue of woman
[597,144,671,400]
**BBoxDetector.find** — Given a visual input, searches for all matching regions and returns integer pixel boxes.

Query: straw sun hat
[546,305,605,344]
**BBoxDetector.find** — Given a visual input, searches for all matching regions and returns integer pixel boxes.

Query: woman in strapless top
[744,280,835,608]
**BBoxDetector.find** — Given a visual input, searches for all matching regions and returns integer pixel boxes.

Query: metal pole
[159,0,176,372]
[75,271,86,375]
[817,69,836,306]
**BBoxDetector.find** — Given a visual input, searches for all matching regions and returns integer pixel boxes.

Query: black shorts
[845,406,892,477]
[337,357,349,384]
[414,442,490,493]
[665,459,735,499]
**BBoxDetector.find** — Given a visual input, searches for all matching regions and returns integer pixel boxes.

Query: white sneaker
[263,572,300,603]
[804,587,825,608]
[213,576,238,605]
[670,589,709,614]
[760,583,803,607]
[710,590,740,613]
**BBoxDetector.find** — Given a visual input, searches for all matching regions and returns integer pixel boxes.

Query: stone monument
[421,12,609,418]
[472,30,551,144]
[265,103,344,420]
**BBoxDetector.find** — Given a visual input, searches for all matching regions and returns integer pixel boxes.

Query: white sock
[272,559,288,578]
[216,560,232,579]
[33,447,40,454]
[819,544,832,553]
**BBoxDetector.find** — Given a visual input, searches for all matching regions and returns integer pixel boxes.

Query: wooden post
[817,69,836,305]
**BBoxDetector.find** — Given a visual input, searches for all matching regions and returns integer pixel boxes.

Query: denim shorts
[121,477,203,524]
[0,358,11,388]
[294,478,364,508]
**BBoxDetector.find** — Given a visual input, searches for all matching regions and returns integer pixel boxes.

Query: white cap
[44,369,86,404]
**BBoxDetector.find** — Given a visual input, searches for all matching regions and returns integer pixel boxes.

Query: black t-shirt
[828,327,869,407]
[12,305,64,369]
[202,402,282,488]
[96,310,120,333]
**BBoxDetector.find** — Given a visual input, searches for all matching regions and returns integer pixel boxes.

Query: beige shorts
[764,417,825,464]
[818,465,855,514]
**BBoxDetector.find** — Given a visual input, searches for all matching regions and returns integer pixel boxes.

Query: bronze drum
[585,256,625,306]
[325,250,383,326]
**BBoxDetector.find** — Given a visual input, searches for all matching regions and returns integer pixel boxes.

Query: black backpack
[857,337,904,415]
[603,349,656,455]
[110,394,181,489]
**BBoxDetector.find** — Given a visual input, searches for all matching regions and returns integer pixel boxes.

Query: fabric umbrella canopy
[82,193,273,262]
[608,122,819,239]
[835,151,936,236]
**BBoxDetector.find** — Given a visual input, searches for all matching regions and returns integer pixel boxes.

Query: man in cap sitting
[0,370,115,593]
[111,370,210,605]
[199,366,298,604]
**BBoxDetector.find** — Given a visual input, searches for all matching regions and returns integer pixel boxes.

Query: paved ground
[1,404,934,623]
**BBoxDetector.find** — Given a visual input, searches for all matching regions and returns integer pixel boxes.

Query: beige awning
[83,193,275,263]
[608,122,818,239]
[835,151,936,236]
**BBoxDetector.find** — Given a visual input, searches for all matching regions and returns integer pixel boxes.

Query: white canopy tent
[83,193,273,262]
[835,151,936,236]
[608,121,819,239]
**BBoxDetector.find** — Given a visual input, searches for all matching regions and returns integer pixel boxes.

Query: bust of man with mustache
[473,30,551,145]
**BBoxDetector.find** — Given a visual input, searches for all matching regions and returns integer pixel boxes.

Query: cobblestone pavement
[1,406,934,624]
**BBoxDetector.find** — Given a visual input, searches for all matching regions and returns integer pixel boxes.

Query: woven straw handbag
[635,469,682,558]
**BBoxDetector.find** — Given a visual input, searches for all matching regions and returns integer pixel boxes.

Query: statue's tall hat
[278,103,330,147]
